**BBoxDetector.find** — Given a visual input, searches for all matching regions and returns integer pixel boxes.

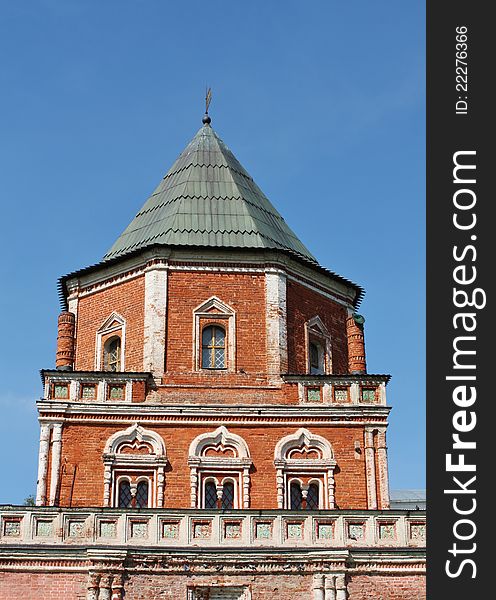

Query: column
[157,465,165,507]
[242,467,250,508]
[111,574,124,600]
[99,574,112,600]
[276,468,284,508]
[143,264,168,379]
[313,574,325,600]
[324,575,336,600]
[35,423,51,506]
[265,270,288,380]
[49,423,63,505]
[86,573,100,600]
[190,466,198,508]
[364,428,377,510]
[376,427,391,509]
[335,574,347,600]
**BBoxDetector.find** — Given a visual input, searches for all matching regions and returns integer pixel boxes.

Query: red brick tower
[0,114,425,600]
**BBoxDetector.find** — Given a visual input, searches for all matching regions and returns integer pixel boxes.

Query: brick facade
[0,120,425,598]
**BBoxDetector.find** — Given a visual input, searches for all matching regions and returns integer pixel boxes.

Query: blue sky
[0,0,425,504]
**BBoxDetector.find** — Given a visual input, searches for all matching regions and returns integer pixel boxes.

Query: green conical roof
[103,121,317,264]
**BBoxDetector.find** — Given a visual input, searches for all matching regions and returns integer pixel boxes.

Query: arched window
[309,341,324,374]
[104,336,121,371]
[136,480,149,508]
[103,424,168,508]
[204,480,218,509]
[201,325,226,369]
[305,317,332,375]
[118,480,132,508]
[306,482,320,510]
[290,481,303,510]
[221,480,235,510]
[274,429,337,509]
[188,427,252,509]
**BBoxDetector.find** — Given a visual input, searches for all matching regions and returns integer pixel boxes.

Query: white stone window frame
[95,312,126,371]
[188,426,252,509]
[305,316,332,375]
[103,424,167,508]
[193,297,236,372]
[274,428,337,509]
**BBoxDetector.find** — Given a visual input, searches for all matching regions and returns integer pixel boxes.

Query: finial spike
[205,87,212,113]
[203,87,212,125]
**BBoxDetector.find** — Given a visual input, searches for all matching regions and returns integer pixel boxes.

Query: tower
[0,113,425,599]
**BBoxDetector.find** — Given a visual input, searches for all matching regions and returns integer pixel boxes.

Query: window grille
[136,481,149,508]
[201,326,226,369]
[306,483,320,510]
[118,480,132,508]
[104,337,121,371]
[290,481,303,510]
[205,481,218,509]
[221,481,235,510]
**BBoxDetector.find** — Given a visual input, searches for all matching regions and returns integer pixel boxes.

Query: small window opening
[104,336,121,371]
[201,325,226,369]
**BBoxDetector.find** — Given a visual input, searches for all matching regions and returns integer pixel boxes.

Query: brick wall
[75,276,145,371]
[0,571,426,600]
[165,270,267,377]
[124,573,312,600]
[55,423,368,509]
[0,572,87,600]
[347,574,426,599]
[286,280,349,375]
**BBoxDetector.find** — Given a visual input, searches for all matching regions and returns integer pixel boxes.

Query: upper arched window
[201,325,226,369]
[305,317,332,375]
[118,479,132,508]
[104,336,121,371]
[136,480,149,508]
[290,481,303,510]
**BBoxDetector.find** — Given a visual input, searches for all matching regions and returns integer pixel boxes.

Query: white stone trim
[193,296,236,371]
[143,266,168,378]
[35,423,51,506]
[95,312,126,371]
[376,427,390,509]
[305,316,332,375]
[48,423,63,505]
[265,270,288,378]
[274,428,336,509]
[364,428,378,510]
[188,426,252,508]
[188,426,250,459]
[102,424,167,508]
[104,423,166,456]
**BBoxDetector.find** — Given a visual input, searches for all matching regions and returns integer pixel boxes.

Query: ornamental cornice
[37,401,390,423]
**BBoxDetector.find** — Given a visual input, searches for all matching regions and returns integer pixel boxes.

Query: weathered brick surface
[286,280,349,375]
[124,573,312,600]
[55,423,368,509]
[0,572,87,600]
[75,276,145,371]
[165,270,267,377]
[347,574,426,599]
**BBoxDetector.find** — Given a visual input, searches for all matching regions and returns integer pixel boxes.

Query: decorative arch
[95,311,126,371]
[102,423,167,508]
[193,297,236,371]
[105,423,166,456]
[274,428,337,509]
[305,316,332,374]
[188,426,252,508]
